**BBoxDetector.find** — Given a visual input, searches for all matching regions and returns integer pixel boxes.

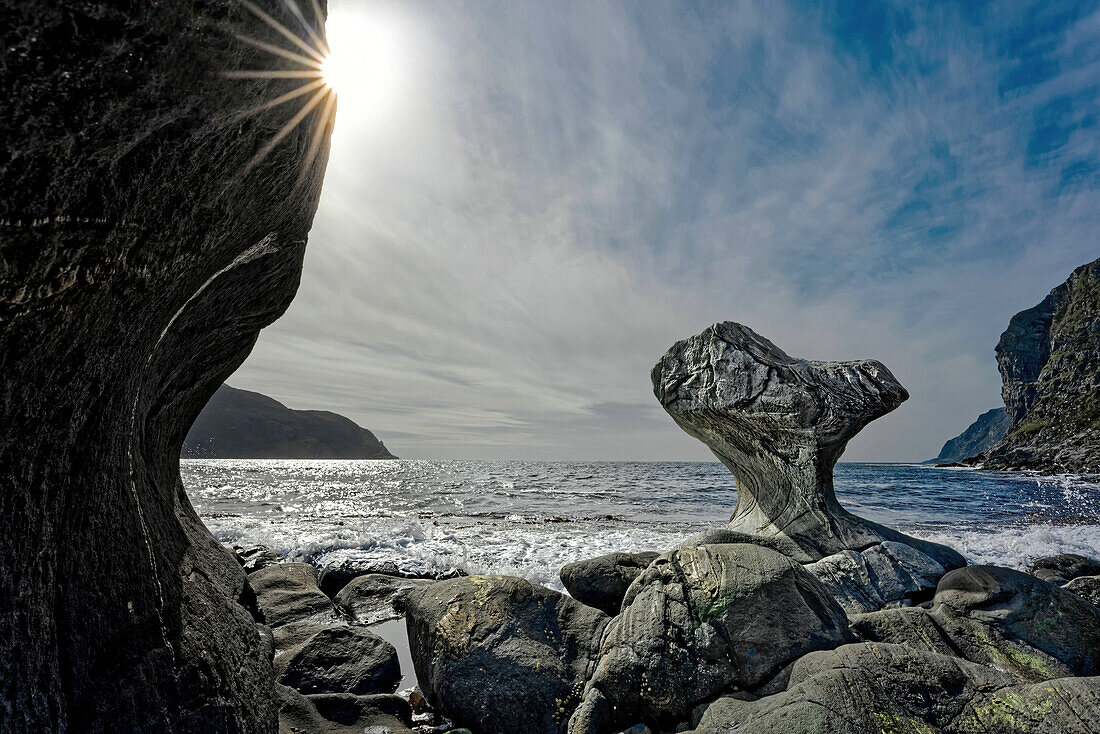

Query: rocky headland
[183,384,396,459]
[930,407,1011,464]
[979,257,1100,473]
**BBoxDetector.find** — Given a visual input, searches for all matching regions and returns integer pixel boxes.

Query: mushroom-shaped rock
[652,322,964,568]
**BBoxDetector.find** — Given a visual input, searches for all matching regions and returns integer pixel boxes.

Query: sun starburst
[225,0,338,184]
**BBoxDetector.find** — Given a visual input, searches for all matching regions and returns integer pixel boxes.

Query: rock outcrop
[569,544,851,734]
[651,321,964,568]
[0,2,332,729]
[183,384,396,459]
[932,408,1012,464]
[981,257,1100,473]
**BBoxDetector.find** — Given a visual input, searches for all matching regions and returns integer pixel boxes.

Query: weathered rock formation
[183,384,396,459]
[932,407,1012,464]
[982,257,1100,472]
[651,321,964,568]
[0,1,331,729]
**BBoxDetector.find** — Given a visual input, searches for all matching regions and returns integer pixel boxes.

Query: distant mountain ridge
[930,408,1011,464]
[183,385,396,459]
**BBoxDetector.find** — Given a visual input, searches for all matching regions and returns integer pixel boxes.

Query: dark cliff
[931,408,1012,464]
[183,385,396,459]
[982,257,1100,473]
[1,2,331,731]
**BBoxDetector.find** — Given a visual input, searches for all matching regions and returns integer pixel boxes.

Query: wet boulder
[334,574,433,625]
[234,544,282,574]
[1064,575,1100,607]
[568,543,851,733]
[1027,553,1100,586]
[805,540,947,614]
[560,551,660,616]
[251,562,339,627]
[405,575,609,734]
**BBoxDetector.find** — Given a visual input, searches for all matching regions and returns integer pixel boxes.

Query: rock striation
[183,384,396,459]
[0,1,332,730]
[651,321,963,568]
[932,407,1012,464]
[981,257,1100,472]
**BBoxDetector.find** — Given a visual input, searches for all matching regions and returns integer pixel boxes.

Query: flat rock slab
[405,575,609,734]
[278,626,401,696]
[334,574,433,625]
[569,543,850,733]
[559,551,660,616]
[251,562,339,627]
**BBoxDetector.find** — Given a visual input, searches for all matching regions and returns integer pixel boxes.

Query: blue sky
[234,0,1100,461]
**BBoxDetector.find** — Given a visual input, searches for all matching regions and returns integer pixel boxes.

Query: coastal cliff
[0,2,330,730]
[931,408,1011,464]
[982,258,1100,473]
[183,385,396,459]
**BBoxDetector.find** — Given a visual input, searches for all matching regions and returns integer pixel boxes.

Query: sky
[231,0,1100,461]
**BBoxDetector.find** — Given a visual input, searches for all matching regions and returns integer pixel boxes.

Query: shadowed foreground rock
[569,544,851,734]
[0,1,331,730]
[652,321,964,568]
[405,575,609,734]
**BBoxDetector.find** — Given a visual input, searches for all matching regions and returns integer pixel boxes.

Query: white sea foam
[187,459,1100,590]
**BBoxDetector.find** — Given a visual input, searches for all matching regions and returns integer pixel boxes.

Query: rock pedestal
[652,321,963,569]
[0,2,331,729]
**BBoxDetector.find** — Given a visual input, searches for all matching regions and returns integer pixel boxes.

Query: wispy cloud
[232,0,1100,461]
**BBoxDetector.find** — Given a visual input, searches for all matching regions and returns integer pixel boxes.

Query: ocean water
[183,460,1100,590]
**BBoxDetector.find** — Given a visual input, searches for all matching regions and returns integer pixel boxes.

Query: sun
[225,0,408,175]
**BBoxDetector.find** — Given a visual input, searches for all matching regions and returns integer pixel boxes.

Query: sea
[183,460,1100,590]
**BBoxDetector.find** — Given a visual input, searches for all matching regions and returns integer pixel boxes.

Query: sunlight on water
[183,460,1100,590]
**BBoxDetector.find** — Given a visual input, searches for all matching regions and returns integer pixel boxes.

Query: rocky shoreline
[235,324,1100,734]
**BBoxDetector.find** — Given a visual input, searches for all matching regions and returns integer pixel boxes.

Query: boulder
[0,0,332,728]
[805,540,946,614]
[1027,553,1100,586]
[235,544,282,574]
[333,574,432,624]
[928,565,1100,680]
[251,562,339,627]
[1064,575,1100,607]
[405,575,609,734]
[569,543,851,733]
[651,322,965,569]
[559,551,660,615]
[688,642,1013,734]
[277,685,413,734]
[278,626,401,696]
